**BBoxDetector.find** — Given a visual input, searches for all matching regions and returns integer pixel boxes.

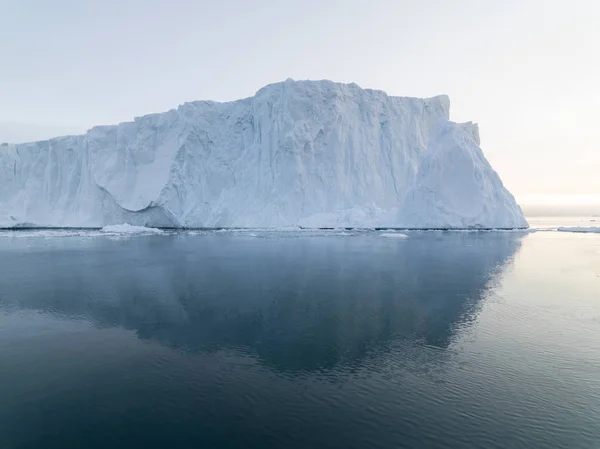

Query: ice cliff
[0,79,527,229]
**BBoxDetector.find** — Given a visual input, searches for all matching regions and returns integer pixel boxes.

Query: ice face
[398,121,528,229]
[0,79,527,229]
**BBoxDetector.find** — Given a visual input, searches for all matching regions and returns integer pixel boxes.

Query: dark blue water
[0,231,599,449]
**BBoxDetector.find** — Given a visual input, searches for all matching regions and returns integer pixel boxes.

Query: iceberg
[398,121,528,229]
[0,79,527,229]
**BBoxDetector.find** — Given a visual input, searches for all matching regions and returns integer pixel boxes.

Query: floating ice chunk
[557,227,600,233]
[379,233,409,239]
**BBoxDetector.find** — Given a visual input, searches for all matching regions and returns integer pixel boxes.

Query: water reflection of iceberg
[0,232,522,372]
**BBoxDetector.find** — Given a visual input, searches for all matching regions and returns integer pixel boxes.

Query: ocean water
[0,229,599,449]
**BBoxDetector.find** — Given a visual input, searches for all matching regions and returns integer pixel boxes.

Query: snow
[557,227,600,233]
[0,79,527,229]
[100,224,165,234]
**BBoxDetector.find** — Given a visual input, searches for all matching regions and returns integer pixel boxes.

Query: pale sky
[1,0,598,204]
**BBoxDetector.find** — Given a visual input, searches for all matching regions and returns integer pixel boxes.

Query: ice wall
[0,79,526,229]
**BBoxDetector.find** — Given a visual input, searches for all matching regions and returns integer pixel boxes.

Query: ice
[0,230,103,238]
[0,79,527,229]
[100,224,165,234]
[380,233,409,239]
[557,227,600,233]
[398,121,528,229]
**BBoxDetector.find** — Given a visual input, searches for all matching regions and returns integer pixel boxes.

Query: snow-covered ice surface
[0,79,527,229]
[557,227,600,233]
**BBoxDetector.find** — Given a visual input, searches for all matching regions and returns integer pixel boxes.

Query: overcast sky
[1,0,598,204]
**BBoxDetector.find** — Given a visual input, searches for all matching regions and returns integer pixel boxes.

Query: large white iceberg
[0,79,527,229]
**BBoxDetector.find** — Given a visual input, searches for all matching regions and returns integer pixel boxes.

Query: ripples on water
[0,231,599,449]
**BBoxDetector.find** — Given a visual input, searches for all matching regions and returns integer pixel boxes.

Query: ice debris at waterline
[557,227,600,233]
[100,224,165,234]
[0,79,527,229]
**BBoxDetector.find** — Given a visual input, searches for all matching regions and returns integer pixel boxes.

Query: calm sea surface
[0,229,599,448]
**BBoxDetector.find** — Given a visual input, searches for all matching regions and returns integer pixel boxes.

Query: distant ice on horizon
[557,227,600,234]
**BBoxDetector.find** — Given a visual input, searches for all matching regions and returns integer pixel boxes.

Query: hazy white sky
[1,0,598,203]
